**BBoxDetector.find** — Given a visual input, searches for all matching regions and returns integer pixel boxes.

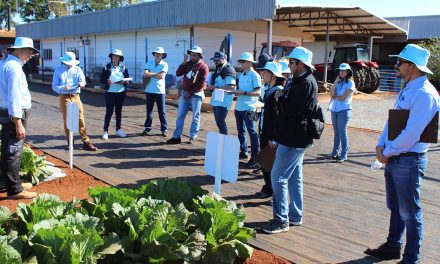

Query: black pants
[103,91,126,132]
[259,134,273,195]
[1,117,27,196]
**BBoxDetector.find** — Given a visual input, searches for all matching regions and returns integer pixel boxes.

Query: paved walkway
[26,83,440,263]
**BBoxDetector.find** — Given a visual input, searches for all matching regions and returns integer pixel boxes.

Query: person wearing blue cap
[234,52,261,168]
[328,63,356,162]
[365,44,439,264]
[261,47,318,234]
[100,49,130,140]
[0,37,38,199]
[208,51,237,135]
[141,47,169,137]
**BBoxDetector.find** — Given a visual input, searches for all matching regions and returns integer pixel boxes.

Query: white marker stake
[214,134,225,194]
[66,102,79,169]
[204,132,240,196]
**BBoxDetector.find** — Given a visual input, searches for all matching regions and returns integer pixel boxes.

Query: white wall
[303,41,337,64]
[40,26,303,83]
[194,27,302,68]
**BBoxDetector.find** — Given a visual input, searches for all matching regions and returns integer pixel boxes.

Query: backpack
[307,103,325,140]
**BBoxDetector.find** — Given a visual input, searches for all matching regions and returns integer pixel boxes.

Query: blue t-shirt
[210,75,236,110]
[145,60,168,94]
[329,79,355,112]
[235,69,261,111]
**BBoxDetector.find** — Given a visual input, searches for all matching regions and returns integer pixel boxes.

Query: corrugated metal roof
[386,15,440,39]
[275,5,407,37]
[16,0,276,39]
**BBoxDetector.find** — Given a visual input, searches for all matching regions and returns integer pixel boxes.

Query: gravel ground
[319,91,397,131]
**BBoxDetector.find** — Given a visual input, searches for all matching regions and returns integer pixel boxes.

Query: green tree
[0,0,20,28]
[70,0,143,15]
[418,38,440,88]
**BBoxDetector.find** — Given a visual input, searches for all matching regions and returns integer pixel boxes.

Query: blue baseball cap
[210,51,227,62]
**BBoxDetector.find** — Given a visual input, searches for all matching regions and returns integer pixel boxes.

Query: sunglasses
[395,59,411,67]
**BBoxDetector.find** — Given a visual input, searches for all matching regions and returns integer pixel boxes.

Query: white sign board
[66,102,79,169]
[204,132,240,195]
[66,102,79,133]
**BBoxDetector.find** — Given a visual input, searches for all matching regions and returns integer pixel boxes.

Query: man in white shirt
[0,37,38,199]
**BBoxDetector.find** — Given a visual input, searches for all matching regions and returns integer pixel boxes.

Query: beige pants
[59,94,89,142]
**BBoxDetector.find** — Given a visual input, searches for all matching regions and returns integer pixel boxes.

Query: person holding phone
[328,63,356,162]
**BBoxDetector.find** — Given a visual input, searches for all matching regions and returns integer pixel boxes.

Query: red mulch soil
[0,145,292,264]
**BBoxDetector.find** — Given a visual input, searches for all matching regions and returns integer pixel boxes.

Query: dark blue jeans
[144,92,168,132]
[213,106,229,135]
[0,118,27,196]
[234,110,259,157]
[104,91,126,132]
[385,153,427,264]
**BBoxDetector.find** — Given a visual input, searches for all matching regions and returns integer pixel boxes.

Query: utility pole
[7,4,11,31]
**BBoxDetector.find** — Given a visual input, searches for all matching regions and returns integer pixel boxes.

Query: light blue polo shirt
[145,60,168,94]
[210,75,236,110]
[108,65,126,93]
[329,79,355,112]
[235,69,261,111]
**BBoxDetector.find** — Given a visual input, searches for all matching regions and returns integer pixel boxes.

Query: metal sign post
[66,102,79,169]
[204,132,240,195]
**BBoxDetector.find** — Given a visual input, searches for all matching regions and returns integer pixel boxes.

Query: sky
[277,0,440,18]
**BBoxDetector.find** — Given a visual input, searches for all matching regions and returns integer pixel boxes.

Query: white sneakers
[102,129,126,140]
[115,129,126,138]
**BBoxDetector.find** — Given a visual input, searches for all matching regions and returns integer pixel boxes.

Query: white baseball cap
[187,46,203,58]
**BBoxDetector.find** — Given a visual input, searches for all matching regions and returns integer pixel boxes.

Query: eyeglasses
[395,59,411,67]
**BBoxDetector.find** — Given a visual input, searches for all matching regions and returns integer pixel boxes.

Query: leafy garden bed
[0,146,291,264]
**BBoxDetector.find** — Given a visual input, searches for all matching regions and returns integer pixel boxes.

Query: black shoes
[364,242,402,260]
[239,151,248,159]
[188,138,195,144]
[166,137,181,144]
[246,157,260,169]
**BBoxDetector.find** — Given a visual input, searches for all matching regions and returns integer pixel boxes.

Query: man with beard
[167,46,209,145]
[365,44,439,264]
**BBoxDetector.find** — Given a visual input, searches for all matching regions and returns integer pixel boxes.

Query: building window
[43,49,52,60]
[67,48,79,60]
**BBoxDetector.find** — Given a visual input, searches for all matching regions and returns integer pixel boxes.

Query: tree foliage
[418,38,440,87]
[0,0,19,28]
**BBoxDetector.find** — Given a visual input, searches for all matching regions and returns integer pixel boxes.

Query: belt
[61,94,79,97]
[393,152,426,159]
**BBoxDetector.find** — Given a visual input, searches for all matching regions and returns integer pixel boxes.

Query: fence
[378,67,404,92]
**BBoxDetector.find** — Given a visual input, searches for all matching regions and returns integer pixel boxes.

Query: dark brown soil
[0,145,292,264]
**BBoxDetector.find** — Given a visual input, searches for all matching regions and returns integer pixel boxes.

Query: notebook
[388,109,439,143]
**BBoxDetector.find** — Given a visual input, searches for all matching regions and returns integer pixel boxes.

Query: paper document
[213,89,224,102]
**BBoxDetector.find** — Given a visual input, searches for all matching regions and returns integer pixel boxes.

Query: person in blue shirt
[0,37,38,199]
[234,52,261,168]
[141,47,169,137]
[52,52,97,151]
[365,44,440,264]
[207,51,237,135]
[100,49,130,140]
[328,63,356,162]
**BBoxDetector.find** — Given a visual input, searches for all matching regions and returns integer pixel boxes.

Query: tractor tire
[362,67,380,94]
[351,65,367,92]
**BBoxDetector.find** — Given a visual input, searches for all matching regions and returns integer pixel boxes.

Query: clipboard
[255,145,277,172]
[388,109,439,143]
